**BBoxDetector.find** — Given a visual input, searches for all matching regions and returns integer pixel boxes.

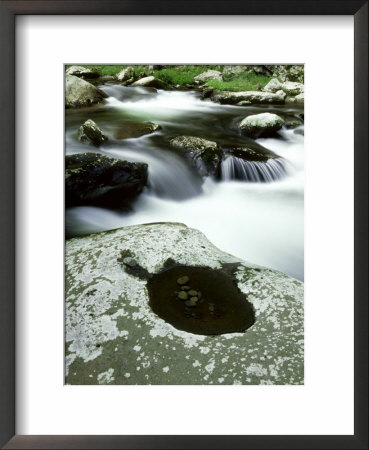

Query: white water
[66,87,304,280]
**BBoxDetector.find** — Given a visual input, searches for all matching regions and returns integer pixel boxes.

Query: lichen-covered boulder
[65,75,107,108]
[116,66,134,82]
[66,65,99,79]
[65,152,148,208]
[169,136,222,177]
[211,90,285,105]
[263,78,283,93]
[194,70,223,83]
[281,81,304,95]
[239,113,285,138]
[65,223,304,385]
[131,76,170,89]
[78,119,108,147]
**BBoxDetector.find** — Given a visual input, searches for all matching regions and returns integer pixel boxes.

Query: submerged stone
[177,276,190,285]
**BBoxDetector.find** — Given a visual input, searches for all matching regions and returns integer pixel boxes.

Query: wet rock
[224,145,277,162]
[285,117,303,129]
[185,300,197,307]
[115,121,161,140]
[188,290,197,296]
[66,222,304,385]
[201,87,215,99]
[190,297,199,303]
[169,136,222,178]
[66,65,99,79]
[78,119,108,147]
[178,291,188,300]
[116,66,134,82]
[239,113,285,138]
[132,76,170,89]
[194,70,223,83]
[181,286,190,291]
[65,75,107,108]
[211,90,285,105]
[177,276,190,285]
[65,152,148,208]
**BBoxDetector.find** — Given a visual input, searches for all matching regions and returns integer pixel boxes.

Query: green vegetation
[207,71,272,92]
[66,65,273,92]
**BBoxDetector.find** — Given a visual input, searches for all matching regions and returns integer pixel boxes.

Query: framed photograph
[1,1,367,449]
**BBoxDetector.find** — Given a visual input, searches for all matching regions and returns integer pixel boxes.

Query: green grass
[154,65,224,85]
[66,65,273,91]
[207,71,272,92]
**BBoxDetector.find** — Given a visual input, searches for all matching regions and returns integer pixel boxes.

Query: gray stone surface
[65,75,107,108]
[65,223,304,385]
[211,90,286,105]
[194,70,223,83]
[239,113,285,138]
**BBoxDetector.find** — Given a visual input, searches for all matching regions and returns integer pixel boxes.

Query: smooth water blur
[65,85,304,280]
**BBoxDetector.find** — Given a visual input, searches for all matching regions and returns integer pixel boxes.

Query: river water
[65,85,304,281]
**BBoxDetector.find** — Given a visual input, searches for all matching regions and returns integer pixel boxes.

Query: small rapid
[65,85,304,280]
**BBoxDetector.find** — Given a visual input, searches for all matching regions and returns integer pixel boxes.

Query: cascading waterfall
[220,156,287,182]
[65,86,304,280]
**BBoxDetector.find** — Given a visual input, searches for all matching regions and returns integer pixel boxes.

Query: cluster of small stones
[175,275,218,319]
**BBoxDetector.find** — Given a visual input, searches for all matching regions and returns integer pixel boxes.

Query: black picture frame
[0,1,367,449]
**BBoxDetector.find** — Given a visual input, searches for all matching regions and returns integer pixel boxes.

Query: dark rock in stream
[65,153,148,208]
[224,145,277,162]
[78,119,108,147]
[169,136,222,178]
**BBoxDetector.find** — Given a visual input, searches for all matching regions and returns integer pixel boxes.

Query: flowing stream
[66,85,304,280]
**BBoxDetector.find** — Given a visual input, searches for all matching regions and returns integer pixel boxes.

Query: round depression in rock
[147,265,255,335]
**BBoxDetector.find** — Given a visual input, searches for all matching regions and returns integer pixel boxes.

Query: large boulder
[65,75,107,108]
[65,222,304,385]
[116,66,134,82]
[115,121,161,140]
[194,70,223,83]
[211,90,285,105]
[66,65,99,79]
[65,152,148,208]
[78,119,108,147]
[131,76,170,89]
[239,113,285,138]
[169,136,222,177]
